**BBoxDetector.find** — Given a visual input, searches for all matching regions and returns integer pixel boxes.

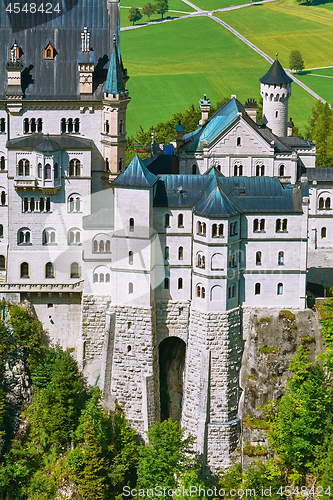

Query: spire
[259,58,293,85]
[105,34,125,95]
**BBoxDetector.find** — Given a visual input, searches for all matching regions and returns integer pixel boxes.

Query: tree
[142,2,156,21]
[306,100,333,168]
[289,50,304,72]
[128,7,142,25]
[155,0,168,19]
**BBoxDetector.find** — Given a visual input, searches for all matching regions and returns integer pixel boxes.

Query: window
[275,111,278,118]
[256,164,265,176]
[277,283,283,295]
[106,273,110,283]
[201,287,205,299]
[0,225,3,238]
[238,165,243,176]
[282,219,287,231]
[260,219,265,231]
[38,163,42,178]
[18,159,30,176]
[44,43,55,60]
[279,164,285,176]
[44,164,51,180]
[129,251,133,265]
[43,229,56,245]
[68,118,73,133]
[211,253,223,270]
[165,246,169,260]
[261,165,265,176]
[197,221,206,236]
[164,214,170,227]
[0,118,5,133]
[37,118,43,133]
[54,163,59,179]
[0,190,6,206]
[256,251,262,265]
[178,278,183,290]
[23,118,29,134]
[178,247,183,260]
[321,227,327,239]
[105,120,110,133]
[278,251,284,265]
[93,273,98,283]
[0,255,5,270]
[100,273,104,283]
[68,229,81,245]
[69,159,81,177]
[106,240,110,252]
[93,240,98,252]
[237,137,241,147]
[234,165,238,176]
[178,214,184,228]
[119,159,123,172]
[192,164,197,174]
[276,219,281,232]
[70,262,80,278]
[164,277,169,289]
[68,194,81,213]
[129,218,134,232]
[217,164,221,172]
[212,223,224,237]
[99,241,104,252]
[18,228,31,245]
[228,287,231,299]
[255,283,261,295]
[232,285,235,298]
[129,282,133,294]
[74,118,80,133]
[197,253,205,268]
[326,198,331,209]
[45,262,55,278]
[230,221,238,236]
[105,158,109,171]
[20,262,29,278]
[61,118,66,134]
[319,197,324,209]
[253,219,259,232]
[197,285,201,298]
[0,156,5,170]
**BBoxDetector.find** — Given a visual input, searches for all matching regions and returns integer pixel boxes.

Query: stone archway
[159,337,186,422]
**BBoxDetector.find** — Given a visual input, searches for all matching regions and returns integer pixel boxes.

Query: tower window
[129,282,133,294]
[275,111,278,118]
[105,158,109,171]
[279,164,285,176]
[237,137,241,147]
[0,157,5,170]
[18,228,31,245]
[129,218,134,232]
[54,163,59,179]
[178,214,184,228]
[70,262,80,278]
[165,246,169,260]
[201,287,205,299]
[277,283,283,295]
[192,164,197,174]
[20,262,29,279]
[178,247,183,260]
[45,262,55,278]
[164,277,169,289]
[325,198,331,209]
[105,120,110,133]
[69,159,81,177]
[164,214,170,227]
[278,251,284,265]
[321,227,327,239]
[178,278,183,290]
[68,194,81,213]
[319,197,324,209]
[0,118,5,133]
[0,190,6,206]
[129,251,133,265]
[256,251,262,265]
[74,118,80,133]
[37,118,43,133]
[44,164,51,180]
[255,283,261,295]
[0,225,3,238]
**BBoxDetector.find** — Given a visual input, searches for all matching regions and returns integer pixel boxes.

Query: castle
[0,0,332,472]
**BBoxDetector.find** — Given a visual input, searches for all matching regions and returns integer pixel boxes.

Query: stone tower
[260,56,293,137]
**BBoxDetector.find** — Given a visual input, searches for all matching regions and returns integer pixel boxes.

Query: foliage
[142,2,156,21]
[259,317,271,323]
[289,50,304,72]
[243,443,268,456]
[247,375,257,381]
[259,346,278,354]
[318,298,333,348]
[155,0,168,18]
[306,100,333,168]
[137,419,195,499]
[243,416,270,430]
[128,7,142,25]
[279,310,295,321]
[301,336,315,344]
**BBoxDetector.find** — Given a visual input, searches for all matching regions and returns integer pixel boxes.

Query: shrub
[259,346,278,354]
[280,310,295,321]
[260,317,271,323]
[301,336,315,344]
[248,375,258,381]
[243,442,268,456]
[243,416,270,430]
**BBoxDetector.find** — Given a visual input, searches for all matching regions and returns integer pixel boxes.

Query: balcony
[36,177,62,195]
[14,176,37,190]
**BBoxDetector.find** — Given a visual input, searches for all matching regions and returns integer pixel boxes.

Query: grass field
[218,0,333,69]
[317,1,333,11]
[120,0,194,10]
[296,69,333,103]
[121,15,315,136]
[189,0,250,10]
[120,8,188,27]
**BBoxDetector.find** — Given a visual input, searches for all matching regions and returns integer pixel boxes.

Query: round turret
[259,55,293,137]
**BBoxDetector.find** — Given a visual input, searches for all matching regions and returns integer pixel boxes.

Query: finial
[81,26,90,52]
[276,52,278,60]
[113,33,117,44]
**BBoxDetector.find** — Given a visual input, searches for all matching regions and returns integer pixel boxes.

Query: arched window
[319,197,324,209]
[106,240,110,252]
[129,218,134,232]
[100,273,104,283]
[119,159,123,172]
[104,158,109,172]
[0,156,5,170]
[276,219,281,232]
[30,118,36,133]
[255,283,261,295]
[129,251,133,265]
[93,273,98,283]
[74,118,80,133]
[211,253,223,270]
[54,163,59,179]
[256,165,260,176]
[232,285,235,297]
[93,240,98,252]
[217,164,221,172]
[202,222,206,235]
[237,136,241,147]
[321,227,327,239]
[197,285,201,298]
[282,219,287,231]
[0,190,6,206]
[23,197,29,212]
[0,255,5,269]
[43,229,56,245]
[228,287,231,299]
[46,197,51,212]
[99,240,104,252]
[260,219,265,231]
[129,282,133,294]
[211,285,222,301]
[178,247,183,260]
[106,273,110,283]
[20,262,29,278]
[197,252,205,268]
[234,164,238,176]
[37,118,43,133]
[278,251,284,265]
[70,262,80,278]
[164,214,170,227]
[275,111,278,118]
[38,163,42,178]
[24,160,30,176]
[238,165,243,176]
[201,287,205,299]
[256,251,262,265]
[279,165,285,176]
[326,198,331,209]
[178,278,183,290]
[164,277,169,289]
[165,246,169,260]
[192,164,197,174]
[68,194,81,213]
[0,118,5,133]
[0,225,3,238]
[45,262,54,278]
[30,197,35,212]
[18,228,31,245]
[119,120,124,134]
[68,118,73,133]
[212,224,217,237]
[23,118,29,134]
[178,214,184,228]
[61,118,66,134]
[261,165,265,176]
[105,120,110,133]
[253,219,259,232]
[277,283,283,295]
[44,164,51,180]
[69,159,81,177]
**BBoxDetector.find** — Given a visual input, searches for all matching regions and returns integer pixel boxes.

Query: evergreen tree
[142,2,156,21]
[128,7,142,25]
[306,100,333,168]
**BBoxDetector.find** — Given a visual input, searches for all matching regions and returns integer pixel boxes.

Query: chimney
[78,27,95,96]
[287,117,294,137]
[244,98,258,123]
[6,42,23,114]
[175,120,184,150]
[199,94,211,127]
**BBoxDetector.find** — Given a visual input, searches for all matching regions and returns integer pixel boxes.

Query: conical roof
[113,155,157,188]
[105,35,125,95]
[204,166,223,178]
[195,177,241,218]
[259,59,293,85]
[35,135,62,153]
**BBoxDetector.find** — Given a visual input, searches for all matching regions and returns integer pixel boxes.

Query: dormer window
[44,43,55,60]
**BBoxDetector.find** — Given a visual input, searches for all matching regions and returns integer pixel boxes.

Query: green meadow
[121,15,315,136]
[120,8,188,28]
[190,0,250,10]
[296,69,333,104]
[120,0,194,11]
[218,0,333,69]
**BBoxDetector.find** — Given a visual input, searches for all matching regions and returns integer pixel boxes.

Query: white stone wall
[261,82,291,137]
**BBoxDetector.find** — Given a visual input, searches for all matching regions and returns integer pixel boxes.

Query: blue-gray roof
[175,120,184,132]
[6,133,93,150]
[0,0,117,100]
[154,174,302,214]
[105,37,125,95]
[113,155,158,188]
[304,168,333,182]
[259,59,293,85]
